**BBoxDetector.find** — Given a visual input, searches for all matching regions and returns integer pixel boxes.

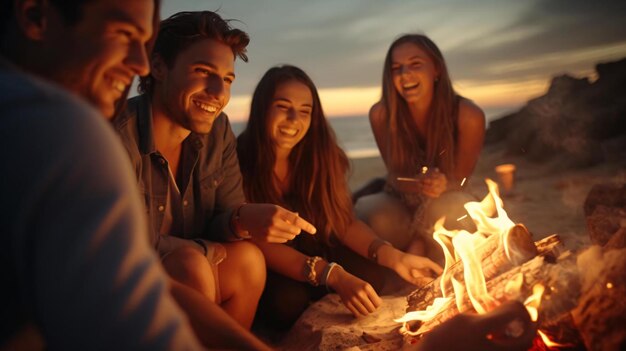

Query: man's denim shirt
[114,95,245,247]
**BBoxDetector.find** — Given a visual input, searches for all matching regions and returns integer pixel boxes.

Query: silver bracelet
[321,262,341,290]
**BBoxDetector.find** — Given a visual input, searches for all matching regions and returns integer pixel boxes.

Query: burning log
[408,227,542,312]
[415,254,580,336]
[398,179,616,349]
[405,235,579,339]
[534,234,564,258]
[460,223,537,289]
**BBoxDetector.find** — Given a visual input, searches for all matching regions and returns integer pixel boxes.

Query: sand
[348,144,626,250]
[348,154,386,192]
[274,146,625,350]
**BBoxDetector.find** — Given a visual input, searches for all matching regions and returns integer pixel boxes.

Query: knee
[226,241,266,289]
[162,246,214,292]
[354,193,386,221]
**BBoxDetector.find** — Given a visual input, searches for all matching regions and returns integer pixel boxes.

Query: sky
[156,0,626,122]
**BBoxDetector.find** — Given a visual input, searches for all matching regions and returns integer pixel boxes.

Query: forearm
[169,279,272,351]
[255,241,312,282]
[339,220,376,257]
[256,241,336,289]
[339,219,400,270]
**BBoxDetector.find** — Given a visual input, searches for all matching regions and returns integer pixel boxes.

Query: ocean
[230,107,515,159]
[230,115,379,159]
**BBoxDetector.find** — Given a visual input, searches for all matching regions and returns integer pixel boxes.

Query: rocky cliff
[485,57,626,168]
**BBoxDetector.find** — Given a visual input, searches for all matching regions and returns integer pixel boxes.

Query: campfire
[395,179,625,351]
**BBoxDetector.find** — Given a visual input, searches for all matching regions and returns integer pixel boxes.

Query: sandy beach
[349,145,626,250]
[273,147,625,350]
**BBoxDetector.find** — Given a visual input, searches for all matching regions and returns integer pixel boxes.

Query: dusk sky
[157,0,626,122]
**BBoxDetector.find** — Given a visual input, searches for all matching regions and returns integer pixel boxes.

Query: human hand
[326,266,383,317]
[383,248,443,285]
[393,176,424,194]
[408,301,536,351]
[239,203,317,243]
[421,170,447,198]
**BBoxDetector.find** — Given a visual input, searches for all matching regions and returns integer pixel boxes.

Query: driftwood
[404,218,626,348]
[407,231,552,312]
[405,235,577,338]
[407,225,538,311]
[414,253,580,336]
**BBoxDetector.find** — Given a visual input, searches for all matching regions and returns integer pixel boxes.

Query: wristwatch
[368,238,391,264]
[230,203,251,239]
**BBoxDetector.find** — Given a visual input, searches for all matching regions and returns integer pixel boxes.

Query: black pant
[253,243,395,332]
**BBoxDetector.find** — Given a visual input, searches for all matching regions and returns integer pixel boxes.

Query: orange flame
[434,179,514,313]
[538,330,570,348]
[395,297,450,336]
[523,283,545,322]
[526,284,570,348]
[396,179,539,335]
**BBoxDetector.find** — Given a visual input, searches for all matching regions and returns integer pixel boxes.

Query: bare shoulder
[458,98,486,130]
[368,101,388,154]
[369,101,386,127]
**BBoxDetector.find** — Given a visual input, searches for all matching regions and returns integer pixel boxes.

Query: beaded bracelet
[304,256,322,286]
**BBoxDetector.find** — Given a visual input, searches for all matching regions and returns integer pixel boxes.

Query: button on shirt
[114,95,246,247]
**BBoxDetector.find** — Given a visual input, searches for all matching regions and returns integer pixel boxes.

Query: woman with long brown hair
[237,65,442,331]
[354,34,486,264]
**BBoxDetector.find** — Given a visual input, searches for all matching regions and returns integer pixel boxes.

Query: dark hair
[0,0,161,117]
[238,65,353,245]
[139,11,249,95]
[381,34,459,178]
[1,0,93,39]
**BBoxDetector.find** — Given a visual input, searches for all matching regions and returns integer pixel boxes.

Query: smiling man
[0,0,207,349]
[114,10,316,345]
[4,0,153,119]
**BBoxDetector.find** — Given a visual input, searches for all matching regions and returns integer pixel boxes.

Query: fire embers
[398,178,600,350]
[398,179,540,329]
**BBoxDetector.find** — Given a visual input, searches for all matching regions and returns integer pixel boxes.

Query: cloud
[160,0,626,116]
[445,0,626,81]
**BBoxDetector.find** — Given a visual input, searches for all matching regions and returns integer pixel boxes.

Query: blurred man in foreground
[0,0,270,349]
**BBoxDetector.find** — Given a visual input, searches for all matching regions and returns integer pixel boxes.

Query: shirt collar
[136,94,205,154]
